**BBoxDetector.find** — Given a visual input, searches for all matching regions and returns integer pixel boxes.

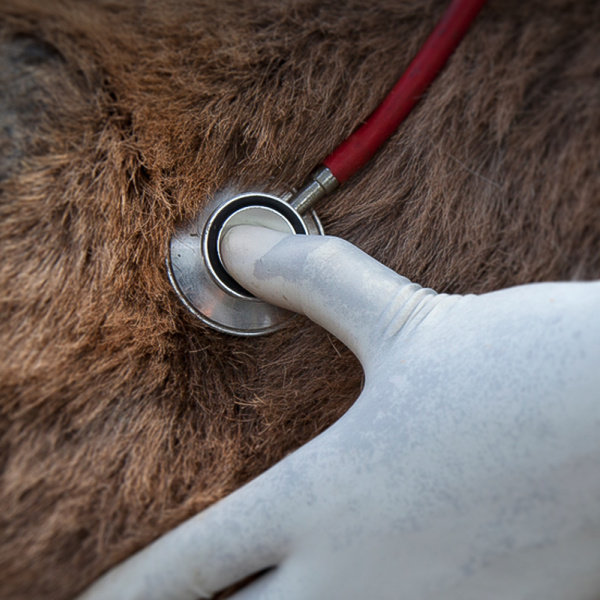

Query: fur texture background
[1,0,599,598]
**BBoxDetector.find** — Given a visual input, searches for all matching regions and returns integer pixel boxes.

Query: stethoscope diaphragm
[167,192,323,336]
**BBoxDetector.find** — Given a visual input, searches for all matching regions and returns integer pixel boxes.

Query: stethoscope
[167,0,486,336]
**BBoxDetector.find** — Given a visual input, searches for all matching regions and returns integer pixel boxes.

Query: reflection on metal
[167,192,323,336]
[289,166,339,215]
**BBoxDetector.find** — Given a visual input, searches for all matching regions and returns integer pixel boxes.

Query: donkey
[1,0,599,598]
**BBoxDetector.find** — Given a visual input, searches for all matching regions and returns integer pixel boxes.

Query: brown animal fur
[1,0,599,598]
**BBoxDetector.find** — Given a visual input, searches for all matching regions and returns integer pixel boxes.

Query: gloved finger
[76,464,305,600]
[220,226,437,367]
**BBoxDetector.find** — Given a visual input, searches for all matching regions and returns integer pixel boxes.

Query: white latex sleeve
[78,227,600,600]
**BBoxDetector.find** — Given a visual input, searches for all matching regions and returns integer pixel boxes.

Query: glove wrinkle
[379,284,439,343]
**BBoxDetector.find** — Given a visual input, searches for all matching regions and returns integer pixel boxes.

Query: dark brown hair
[1,1,599,598]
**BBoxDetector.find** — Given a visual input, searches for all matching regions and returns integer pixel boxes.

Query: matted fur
[1,0,599,598]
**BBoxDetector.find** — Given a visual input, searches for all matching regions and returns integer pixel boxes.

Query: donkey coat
[1,0,599,598]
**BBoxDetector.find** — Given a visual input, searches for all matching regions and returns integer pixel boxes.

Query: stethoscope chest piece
[167,192,323,336]
[166,0,485,336]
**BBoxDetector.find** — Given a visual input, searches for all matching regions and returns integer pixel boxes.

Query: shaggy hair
[1,0,599,598]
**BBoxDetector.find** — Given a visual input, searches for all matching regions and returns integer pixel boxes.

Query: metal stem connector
[289,165,339,214]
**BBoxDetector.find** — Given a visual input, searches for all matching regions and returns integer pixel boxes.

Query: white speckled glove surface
[79,227,600,600]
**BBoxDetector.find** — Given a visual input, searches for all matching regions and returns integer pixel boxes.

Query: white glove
[78,227,600,600]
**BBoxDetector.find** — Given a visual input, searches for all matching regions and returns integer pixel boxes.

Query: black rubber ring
[205,195,307,298]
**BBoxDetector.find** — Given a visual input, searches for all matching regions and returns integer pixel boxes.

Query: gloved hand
[79,227,600,600]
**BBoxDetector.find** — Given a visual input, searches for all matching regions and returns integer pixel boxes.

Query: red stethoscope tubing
[322,0,487,184]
